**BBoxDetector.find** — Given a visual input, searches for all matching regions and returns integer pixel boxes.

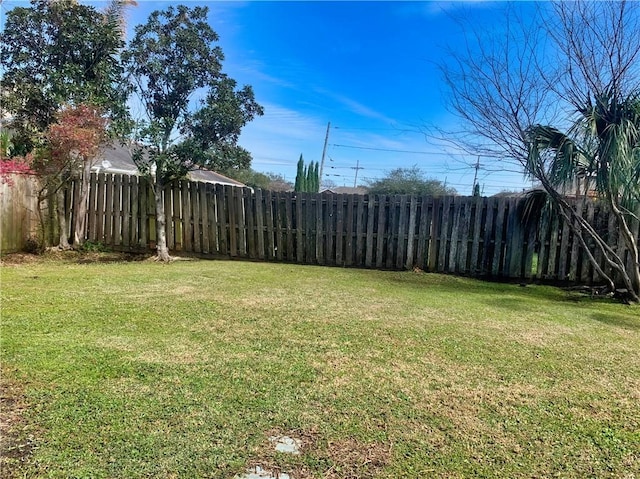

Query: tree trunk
[56,187,70,250]
[154,176,171,261]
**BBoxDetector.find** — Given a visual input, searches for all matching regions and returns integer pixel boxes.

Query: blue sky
[2,0,541,195]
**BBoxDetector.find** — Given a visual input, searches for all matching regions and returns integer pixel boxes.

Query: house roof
[93,143,246,187]
[321,186,369,195]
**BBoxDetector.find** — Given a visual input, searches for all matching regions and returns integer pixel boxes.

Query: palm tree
[103,0,138,40]
[526,92,640,302]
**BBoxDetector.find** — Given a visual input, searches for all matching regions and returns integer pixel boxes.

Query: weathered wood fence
[0,174,41,253]
[2,172,639,286]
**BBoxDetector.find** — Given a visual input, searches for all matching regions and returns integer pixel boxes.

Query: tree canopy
[294,155,319,193]
[0,0,127,155]
[224,168,293,191]
[365,167,457,196]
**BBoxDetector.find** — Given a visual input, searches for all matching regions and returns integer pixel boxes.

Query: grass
[1,252,639,478]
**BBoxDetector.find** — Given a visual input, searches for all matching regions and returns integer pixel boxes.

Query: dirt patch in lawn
[1,250,150,266]
[0,370,35,478]
[249,429,390,479]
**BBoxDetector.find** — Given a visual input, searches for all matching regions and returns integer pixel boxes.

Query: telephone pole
[352,159,364,187]
[472,156,480,192]
[319,122,331,186]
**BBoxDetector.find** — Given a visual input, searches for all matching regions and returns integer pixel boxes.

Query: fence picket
[316,194,325,265]
[396,195,408,270]
[376,196,387,268]
[365,196,376,267]
[355,195,366,266]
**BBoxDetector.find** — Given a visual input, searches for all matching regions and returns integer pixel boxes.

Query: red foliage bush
[0,156,34,186]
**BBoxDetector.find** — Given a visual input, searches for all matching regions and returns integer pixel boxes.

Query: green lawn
[1,253,639,478]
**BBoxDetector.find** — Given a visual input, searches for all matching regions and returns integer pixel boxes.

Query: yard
[1,253,639,478]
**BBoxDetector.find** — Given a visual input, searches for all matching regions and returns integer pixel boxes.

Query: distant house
[93,143,246,187]
[321,186,368,195]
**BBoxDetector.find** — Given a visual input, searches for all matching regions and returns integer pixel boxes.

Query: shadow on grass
[589,312,640,331]
[75,252,150,264]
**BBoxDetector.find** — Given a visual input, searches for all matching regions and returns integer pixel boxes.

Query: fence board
[114,175,123,246]
[245,188,255,258]
[283,193,292,262]
[200,183,210,254]
[345,194,355,266]
[437,196,452,272]
[104,175,114,246]
[316,194,325,265]
[121,175,131,247]
[469,197,484,274]
[192,182,202,253]
[255,189,265,259]
[276,192,284,260]
[427,198,440,272]
[355,195,366,266]
[491,198,507,275]
[88,173,98,242]
[505,198,522,277]
[335,194,345,266]
[558,210,572,280]
[130,177,139,247]
[302,193,316,264]
[524,210,536,280]
[396,195,408,270]
[207,184,218,253]
[547,213,561,279]
[448,197,462,273]
[628,203,640,277]
[365,195,376,267]
[385,196,397,269]
[457,198,471,274]
[264,190,274,260]
[568,200,584,281]
[226,185,238,257]
[580,200,596,284]
[215,184,228,255]
[295,193,303,263]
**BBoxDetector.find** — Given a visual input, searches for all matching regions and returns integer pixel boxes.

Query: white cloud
[314,88,398,125]
[238,102,329,179]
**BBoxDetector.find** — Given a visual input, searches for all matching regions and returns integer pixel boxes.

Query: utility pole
[319,122,331,185]
[351,159,364,187]
[472,156,480,193]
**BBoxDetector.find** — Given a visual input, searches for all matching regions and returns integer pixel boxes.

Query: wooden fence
[2,172,639,286]
[0,174,41,253]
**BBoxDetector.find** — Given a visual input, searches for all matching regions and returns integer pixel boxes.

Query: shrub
[81,241,109,253]
[23,235,44,255]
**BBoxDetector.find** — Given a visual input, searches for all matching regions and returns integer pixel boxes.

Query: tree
[0,0,128,155]
[1,0,129,248]
[294,155,318,193]
[365,166,457,196]
[294,155,306,192]
[0,130,33,186]
[47,105,108,248]
[122,5,263,261]
[265,172,294,192]
[321,178,338,190]
[526,103,640,302]
[224,168,293,191]
[443,0,640,301]
[305,161,319,193]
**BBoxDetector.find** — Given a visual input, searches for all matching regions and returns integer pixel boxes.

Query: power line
[334,126,422,133]
[332,143,482,157]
